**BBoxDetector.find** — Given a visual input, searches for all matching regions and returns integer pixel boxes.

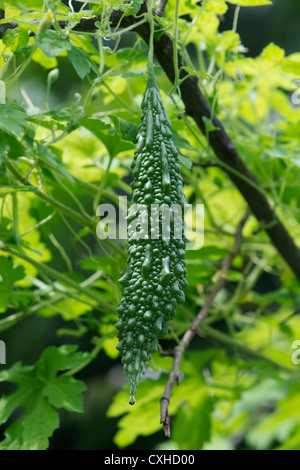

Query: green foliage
[116,73,187,399]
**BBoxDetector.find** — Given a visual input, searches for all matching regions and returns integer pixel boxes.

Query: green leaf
[21,398,60,450]
[68,45,91,79]
[13,45,32,59]
[39,297,94,320]
[36,345,93,379]
[44,376,87,413]
[118,118,138,143]
[79,117,110,139]
[186,263,215,285]
[0,346,90,450]
[1,0,45,9]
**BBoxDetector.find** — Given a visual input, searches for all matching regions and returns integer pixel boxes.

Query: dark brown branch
[155,0,168,17]
[1,8,300,281]
[160,208,250,437]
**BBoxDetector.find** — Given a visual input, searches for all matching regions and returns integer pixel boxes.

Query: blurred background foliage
[0,0,300,450]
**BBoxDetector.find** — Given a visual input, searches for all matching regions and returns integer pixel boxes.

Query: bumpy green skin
[116,76,188,401]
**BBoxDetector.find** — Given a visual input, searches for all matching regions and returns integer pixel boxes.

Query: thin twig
[160,207,250,437]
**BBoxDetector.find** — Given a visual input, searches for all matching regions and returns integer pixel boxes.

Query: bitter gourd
[116,73,188,403]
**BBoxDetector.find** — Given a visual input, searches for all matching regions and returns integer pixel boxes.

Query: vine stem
[0,243,115,312]
[232,6,241,34]
[93,154,114,213]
